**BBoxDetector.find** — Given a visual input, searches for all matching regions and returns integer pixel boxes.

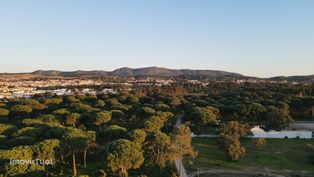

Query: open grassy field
[186,137,314,176]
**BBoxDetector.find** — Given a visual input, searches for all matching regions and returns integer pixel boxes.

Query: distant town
[0,75,304,99]
[1,66,313,99]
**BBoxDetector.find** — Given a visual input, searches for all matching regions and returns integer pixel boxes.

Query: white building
[251,126,312,139]
[53,89,72,96]
[100,88,117,94]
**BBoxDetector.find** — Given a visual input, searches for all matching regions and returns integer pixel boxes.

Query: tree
[43,98,63,105]
[105,98,119,107]
[220,121,250,161]
[0,123,17,136]
[144,131,174,168]
[10,105,32,117]
[143,112,172,132]
[0,102,6,107]
[65,95,80,104]
[129,129,147,144]
[118,93,129,103]
[61,128,89,176]
[53,108,70,116]
[170,96,181,108]
[101,125,127,142]
[83,131,96,167]
[33,139,61,177]
[0,135,6,144]
[94,99,105,108]
[171,125,197,160]
[125,95,139,105]
[264,109,294,131]
[255,138,266,151]
[0,108,9,117]
[220,121,250,139]
[143,117,164,132]
[12,126,44,139]
[111,110,126,120]
[96,169,107,177]
[0,145,42,176]
[71,103,99,113]
[21,119,43,126]
[65,113,81,127]
[193,106,219,125]
[232,102,266,122]
[155,102,170,112]
[104,139,144,177]
[20,99,46,111]
[140,107,156,117]
[93,111,112,131]
[111,104,129,113]
[224,136,246,160]
[38,114,59,124]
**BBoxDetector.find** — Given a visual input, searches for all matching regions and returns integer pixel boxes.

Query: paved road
[188,169,286,177]
[175,159,188,177]
[290,121,314,131]
[191,134,220,138]
[174,114,188,177]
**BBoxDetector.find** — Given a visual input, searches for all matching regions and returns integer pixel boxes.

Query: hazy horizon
[0,0,313,77]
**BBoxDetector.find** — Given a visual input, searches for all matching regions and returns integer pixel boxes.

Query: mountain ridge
[30,66,243,78]
[0,67,313,83]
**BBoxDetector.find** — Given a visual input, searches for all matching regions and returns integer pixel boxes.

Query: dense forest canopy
[0,82,313,176]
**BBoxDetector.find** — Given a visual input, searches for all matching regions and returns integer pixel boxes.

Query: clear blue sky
[0,0,313,77]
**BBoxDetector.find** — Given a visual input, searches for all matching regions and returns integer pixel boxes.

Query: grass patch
[187,137,314,174]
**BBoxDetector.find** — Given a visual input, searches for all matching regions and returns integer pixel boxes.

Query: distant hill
[269,75,314,83]
[31,70,62,76]
[108,67,242,77]
[0,67,312,83]
[30,67,242,78]
[31,70,107,77]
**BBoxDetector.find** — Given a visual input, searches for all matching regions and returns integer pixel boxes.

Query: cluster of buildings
[0,75,305,99]
[52,88,118,96]
[0,79,114,99]
[0,77,200,98]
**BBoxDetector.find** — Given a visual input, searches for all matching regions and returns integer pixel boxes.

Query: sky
[0,0,313,77]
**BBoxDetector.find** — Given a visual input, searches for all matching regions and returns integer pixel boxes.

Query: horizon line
[0,66,313,78]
